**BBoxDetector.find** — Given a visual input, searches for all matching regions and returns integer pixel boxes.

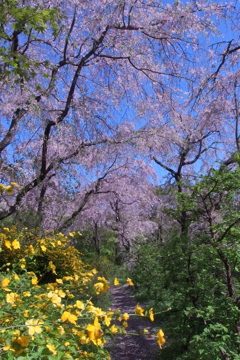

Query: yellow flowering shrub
[0,227,165,359]
[0,182,19,195]
[0,227,93,289]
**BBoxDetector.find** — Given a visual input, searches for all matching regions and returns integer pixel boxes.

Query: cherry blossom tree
[0,0,239,236]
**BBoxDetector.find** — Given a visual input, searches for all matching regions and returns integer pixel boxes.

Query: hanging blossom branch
[58,156,119,232]
[0,94,41,154]
[0,139,109,220]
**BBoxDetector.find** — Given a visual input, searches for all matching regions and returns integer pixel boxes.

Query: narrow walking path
[105,284,160,360]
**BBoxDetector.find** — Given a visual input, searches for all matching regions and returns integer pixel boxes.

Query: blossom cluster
[0,227,165,359]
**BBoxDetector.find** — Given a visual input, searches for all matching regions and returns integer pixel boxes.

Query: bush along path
[105,281,164,360]
[0,223,165,359]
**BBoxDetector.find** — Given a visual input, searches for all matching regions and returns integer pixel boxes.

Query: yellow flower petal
[122,313,129,321]
[25,319,43,336]
[47,343,57,355]
[149,308,154,322]
[31,277,38,285]
[110,324,118,334]
[17,335,29,347]
[6,292,20,305]
[135,304,144,316]
[113,277,120,286]
[61,311,78,325]
[5,185,14,194]
[1,278,10,288]
[86,317,103,343]
[75,300,84,309]
[126,277,134,286]
[12,239,20,249]
[156,329,166,349]
[4,240,12,250]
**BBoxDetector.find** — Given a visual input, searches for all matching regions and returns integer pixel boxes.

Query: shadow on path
[105,284,160,360]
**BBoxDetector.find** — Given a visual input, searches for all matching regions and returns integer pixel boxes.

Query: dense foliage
[131,168,240,359]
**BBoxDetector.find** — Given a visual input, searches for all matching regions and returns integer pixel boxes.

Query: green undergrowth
[130,168,240,360]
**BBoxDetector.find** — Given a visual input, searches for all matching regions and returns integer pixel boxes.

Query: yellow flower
[149,308,154,322]
[48,292,62,306]
[11,182,19,187]
[113,277,120,285]
[56,289,66,298]
[94,281,110,294]
[31,277,38,285]
[23,291,31,297]
[79,334,89,345]
[13,273,20,280]
[104,315,112,326]
[12,329,21,336]
[61,311,78,325]
[89,306,106,317]
[67,293,75,299]
[47,343,57,355]
[41,245,47,252]
[6,292,20,305]
[135,304,144,316]
[25,319,43,336]
[17,335,29,347]
[5,185,14,194]
[75,300,84,309]
[156,329,166,349]
[12,239,20,249]
[94,282,104,292]
[49,261,57,274]
[24,310,29,317]
[27,271,35,276]
[57,326,65,335]
[110,324,118,334]
[4,240,12,250]
[126,277,134,286]
[0,184,5,192]
[72,328,78,335]
[122,313,129,321]
[97,276,108,283]
[27,245,35,255]
[1,278,10,288]
[86,317,103,345]
[3,343,15,352]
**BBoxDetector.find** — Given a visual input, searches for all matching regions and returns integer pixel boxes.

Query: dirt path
[105,284,160,360]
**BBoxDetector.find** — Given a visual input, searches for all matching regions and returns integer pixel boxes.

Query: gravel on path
[105,284,161,360]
